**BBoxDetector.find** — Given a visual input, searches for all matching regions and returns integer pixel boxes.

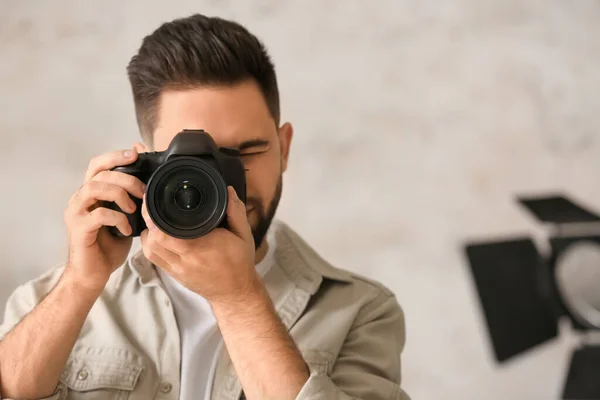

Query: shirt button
[160,382,173,393]
[164,298,171,307]
[77,370,89,380]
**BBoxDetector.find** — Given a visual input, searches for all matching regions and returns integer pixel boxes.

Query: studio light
[463,194,600,399]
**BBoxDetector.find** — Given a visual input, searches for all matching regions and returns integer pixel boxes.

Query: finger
[92,170,146,199]
[140,195,155,232]
[226,186,252,241]
[133,142,150,153]
[140,229,169,269]
[73,181,137,214]
[81,207,132,236]
[141,194,150,222]
[140,228,181,268]
[84,149,138,182]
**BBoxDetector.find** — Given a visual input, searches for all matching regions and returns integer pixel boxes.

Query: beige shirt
[0,221,409,400]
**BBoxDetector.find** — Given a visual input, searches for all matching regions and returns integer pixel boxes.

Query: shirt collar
[272,220,353,294]
[121,242,161,288]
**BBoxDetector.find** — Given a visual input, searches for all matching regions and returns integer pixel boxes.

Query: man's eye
[241,151,265,157]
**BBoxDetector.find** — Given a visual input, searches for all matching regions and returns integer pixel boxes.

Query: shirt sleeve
[0,283,37,342]
[0,268,65,400]
[295,293,410,400]
[0,266,63,342]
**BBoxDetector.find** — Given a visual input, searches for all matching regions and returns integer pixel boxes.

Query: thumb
[133,142,150,153]
[226,186,252,241]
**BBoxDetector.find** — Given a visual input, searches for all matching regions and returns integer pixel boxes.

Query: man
[0,14,408,400]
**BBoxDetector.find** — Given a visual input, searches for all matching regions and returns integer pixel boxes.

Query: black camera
[107,129,246,239]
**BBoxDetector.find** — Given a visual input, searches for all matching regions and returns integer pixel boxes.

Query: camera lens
[174,182,203,211]
[159,170,216,230]
[145,157,228,239]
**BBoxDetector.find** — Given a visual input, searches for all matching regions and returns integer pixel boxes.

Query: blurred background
[1,1,600,398]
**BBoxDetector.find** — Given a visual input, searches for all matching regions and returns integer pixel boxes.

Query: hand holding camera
[140,183,260,303]
[63,148,146,292]
[63,130,253,299]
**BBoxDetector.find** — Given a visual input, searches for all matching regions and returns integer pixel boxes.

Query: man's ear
[133,141,151,153]
[278,122,293,173]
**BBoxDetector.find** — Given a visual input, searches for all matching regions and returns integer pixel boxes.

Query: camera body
[108,129,246,239]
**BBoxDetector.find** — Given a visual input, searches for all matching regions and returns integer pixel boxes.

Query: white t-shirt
[156,230,276,400]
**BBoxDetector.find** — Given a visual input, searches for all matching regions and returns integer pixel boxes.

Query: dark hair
[127,14,280,144]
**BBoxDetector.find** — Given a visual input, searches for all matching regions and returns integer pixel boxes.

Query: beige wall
[1,1,600,398]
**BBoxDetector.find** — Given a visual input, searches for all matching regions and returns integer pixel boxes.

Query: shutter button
[77,370,89,380]
[160,382,173,393]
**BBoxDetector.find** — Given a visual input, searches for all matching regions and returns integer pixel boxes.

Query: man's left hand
[140,186,260,304]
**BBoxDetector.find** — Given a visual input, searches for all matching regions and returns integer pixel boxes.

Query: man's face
[151,80,292,249]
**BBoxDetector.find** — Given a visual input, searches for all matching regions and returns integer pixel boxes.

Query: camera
[463,194,600,399]
[107,129,246,239]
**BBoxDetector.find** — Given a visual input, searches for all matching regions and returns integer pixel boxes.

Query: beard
[247,176,283,250]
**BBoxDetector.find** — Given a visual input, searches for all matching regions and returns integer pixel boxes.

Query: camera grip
[107,194,146,237]
[107,156,149,237]
[112,157,145,175]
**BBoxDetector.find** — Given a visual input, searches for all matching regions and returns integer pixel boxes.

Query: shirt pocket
[60,347,144,400]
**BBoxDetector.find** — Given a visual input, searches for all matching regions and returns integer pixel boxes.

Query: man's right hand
[63,148,146,292]
[0,148,148,399]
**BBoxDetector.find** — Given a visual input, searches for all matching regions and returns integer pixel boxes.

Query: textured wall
[1,1,600,398]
